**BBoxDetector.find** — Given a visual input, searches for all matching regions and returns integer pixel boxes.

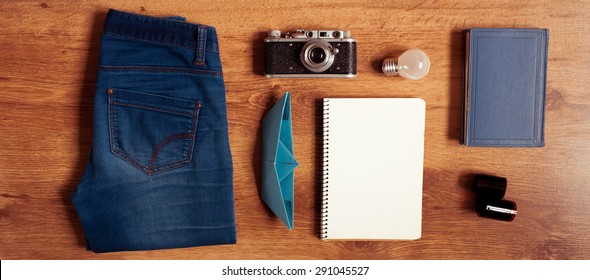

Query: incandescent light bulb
[382,49,430,80]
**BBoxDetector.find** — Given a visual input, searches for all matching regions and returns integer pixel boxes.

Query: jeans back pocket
[107,88,201,175]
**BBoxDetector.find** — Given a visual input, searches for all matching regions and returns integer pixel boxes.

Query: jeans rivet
[196,101,201,109]
[107,88,114,95]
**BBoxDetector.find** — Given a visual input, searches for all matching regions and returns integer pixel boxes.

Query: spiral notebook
[321,98,425,240]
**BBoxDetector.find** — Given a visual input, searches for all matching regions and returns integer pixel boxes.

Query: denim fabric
[71,9,236,253]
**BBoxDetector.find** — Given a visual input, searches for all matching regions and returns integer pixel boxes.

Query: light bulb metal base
[382,58,399,76]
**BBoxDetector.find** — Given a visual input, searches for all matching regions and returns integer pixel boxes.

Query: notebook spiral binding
[321,99,330,240]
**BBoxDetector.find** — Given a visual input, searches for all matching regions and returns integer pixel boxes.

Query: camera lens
[309,47,327,64]
[300,39,337,73]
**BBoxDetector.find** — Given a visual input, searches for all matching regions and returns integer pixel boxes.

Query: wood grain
[1,0,589,259]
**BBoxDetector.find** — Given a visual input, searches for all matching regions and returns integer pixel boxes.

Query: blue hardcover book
[463,28,548,147]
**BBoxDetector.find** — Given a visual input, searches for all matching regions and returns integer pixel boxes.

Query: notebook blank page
[325,98,425,240]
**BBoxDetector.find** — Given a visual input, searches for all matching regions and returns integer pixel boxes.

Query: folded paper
[261,92,299,229]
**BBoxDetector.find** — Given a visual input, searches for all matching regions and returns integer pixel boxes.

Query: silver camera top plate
[265,29,355,43]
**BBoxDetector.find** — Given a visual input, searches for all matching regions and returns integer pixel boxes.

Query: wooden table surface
[1,0,589,260]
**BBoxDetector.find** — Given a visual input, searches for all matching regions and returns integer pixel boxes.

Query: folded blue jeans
[72,9,236,253]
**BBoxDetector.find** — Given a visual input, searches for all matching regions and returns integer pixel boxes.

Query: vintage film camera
[264,29,357,78]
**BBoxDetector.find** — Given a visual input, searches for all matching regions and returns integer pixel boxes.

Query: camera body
[264,29,357,78]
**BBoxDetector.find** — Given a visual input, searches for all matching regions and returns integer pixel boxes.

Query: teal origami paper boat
[261,92,299,230]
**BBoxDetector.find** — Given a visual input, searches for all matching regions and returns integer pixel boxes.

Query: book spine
[321,99,330,240]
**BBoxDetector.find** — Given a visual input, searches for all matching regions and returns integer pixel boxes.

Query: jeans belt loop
[195,26,207,65]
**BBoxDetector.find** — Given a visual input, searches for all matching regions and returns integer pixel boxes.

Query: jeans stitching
[194,26,207,65]
[110,101,194,117]
[110,127,195,176]
[148,105,199,174]
[148,133,193,170]
[99,65,222,76]
[178,105,200,170]
[113,149,150,174]
[108,94,119,159]
[190,107,199,159]
[109,94,151,173]
[109,10,214,35]
[104,32,193,50]
[156,224,236,231]
[149,160,191,174]
[107,91,200,176]
[104,32,220,53]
